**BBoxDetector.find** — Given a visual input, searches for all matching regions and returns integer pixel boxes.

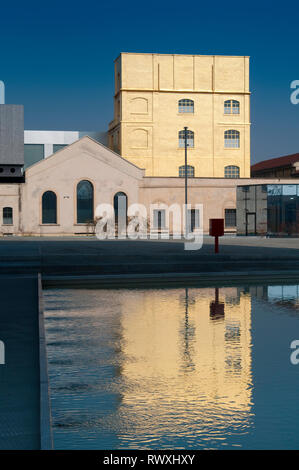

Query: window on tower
[224,100,240,114]
[179,129,194,148]
[178,99,194,113]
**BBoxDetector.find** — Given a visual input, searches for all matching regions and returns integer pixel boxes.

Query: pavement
[0,236,299,284]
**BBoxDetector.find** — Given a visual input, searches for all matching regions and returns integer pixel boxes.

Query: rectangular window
[153,210,166,230]
[3,207,13,225]
[179,166,195,177]
[178,100,194,113]
[225,209,236,228]
[53,144,67,153]
[188,209,200,232]
[24,144,44,169]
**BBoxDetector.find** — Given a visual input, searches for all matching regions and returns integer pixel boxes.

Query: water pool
[44,284,299,449]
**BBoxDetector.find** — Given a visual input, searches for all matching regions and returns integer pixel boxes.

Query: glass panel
[225,166,240,178]
[42,191,57,224]
[224,130,240,148]
[267,185,282,196]
[188,209,200,232]
[153,210,166,229]
[114,192,127,231]
[225,209,236,227]
[282,185,297,196]
[3,207,13,225]
[77,181,93,224]
[267,185,299,235]
[178,99,194,113]
[179,130,194,148]
[24,144,44,169]
[224,101,231,114]
[179,166,195,177]
[53,144,67,153]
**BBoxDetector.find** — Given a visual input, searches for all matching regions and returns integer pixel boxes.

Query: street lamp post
[184,126,188,235]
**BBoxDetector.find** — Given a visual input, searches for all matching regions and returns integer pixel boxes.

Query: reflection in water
[250,284,299,313]
[117,288,253,450]
[45,287,253,449]
[209,287,225,320]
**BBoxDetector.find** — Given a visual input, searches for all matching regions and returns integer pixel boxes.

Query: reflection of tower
[118,287,253,447]
[209,288,225,320]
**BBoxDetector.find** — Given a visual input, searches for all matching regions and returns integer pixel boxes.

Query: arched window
[77,180,94,223]
[42,191,57,224]
[224,129,240,148]
[113,192,128,224]
[178,99,194,113]
[224,100,240,114]
[3,207,13,225]
[179,129,194,148]
[225,166,240,178]
[179,165,195,177]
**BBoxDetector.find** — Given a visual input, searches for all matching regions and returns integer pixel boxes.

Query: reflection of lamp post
[182,287,195,370]
[184,126,188,235]
[210,288,225,320]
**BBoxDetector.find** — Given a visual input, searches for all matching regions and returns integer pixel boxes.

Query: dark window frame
[225,208,237,227]
[178,129,194,148]
[42,191,57,224]
[179,165,195,177]
[3,207,13,225]
[225,165,240,178]
[76,180,94,224]
[178,99,194,114]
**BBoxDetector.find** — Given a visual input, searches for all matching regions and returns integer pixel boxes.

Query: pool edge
[42,270,299,289]
[38,273,54,450]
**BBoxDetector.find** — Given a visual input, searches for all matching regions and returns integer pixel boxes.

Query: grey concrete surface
[0,236,299,281]
[0,275,40,449]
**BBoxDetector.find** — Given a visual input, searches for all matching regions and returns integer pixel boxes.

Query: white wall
[24,130,108,157]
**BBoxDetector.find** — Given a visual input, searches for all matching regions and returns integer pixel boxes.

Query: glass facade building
[237,184,299,236]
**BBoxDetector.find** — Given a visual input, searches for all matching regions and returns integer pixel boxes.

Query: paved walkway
[0,236,299,282]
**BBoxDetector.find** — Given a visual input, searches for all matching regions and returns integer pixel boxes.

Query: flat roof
[115,52,250,62]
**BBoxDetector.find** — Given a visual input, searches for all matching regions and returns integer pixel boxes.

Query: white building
[24,130,107,168]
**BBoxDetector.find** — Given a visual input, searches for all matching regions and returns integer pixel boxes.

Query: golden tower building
[108,52,251,177]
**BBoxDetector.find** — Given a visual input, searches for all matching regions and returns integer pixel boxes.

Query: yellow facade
[108,52,251,177]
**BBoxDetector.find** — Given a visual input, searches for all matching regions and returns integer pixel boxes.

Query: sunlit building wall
[109,53,251,177]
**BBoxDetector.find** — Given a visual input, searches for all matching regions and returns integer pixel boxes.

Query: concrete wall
[0,105,24,165]
[109,53,250,178]
[0,184,20,235]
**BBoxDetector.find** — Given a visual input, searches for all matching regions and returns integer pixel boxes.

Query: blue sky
[0,0,298,163]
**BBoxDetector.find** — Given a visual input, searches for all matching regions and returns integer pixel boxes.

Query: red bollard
[209,219,224,254]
